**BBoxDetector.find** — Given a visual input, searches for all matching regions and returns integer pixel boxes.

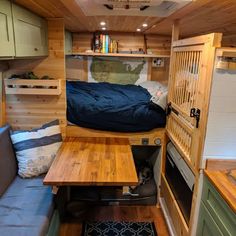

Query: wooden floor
[59,205,169,236]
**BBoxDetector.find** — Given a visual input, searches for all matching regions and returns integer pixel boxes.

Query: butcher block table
[43,137,138,187]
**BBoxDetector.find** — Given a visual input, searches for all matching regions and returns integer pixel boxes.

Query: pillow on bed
[10,120,62,178]
[139,81,168,110]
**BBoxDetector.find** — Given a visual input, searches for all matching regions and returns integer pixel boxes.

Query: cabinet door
[0,0,15,57]
[65,30,72,55]
[197,202,224,236]
[166,33,222,171]
[12,4,48,57]
[202,177,236,236]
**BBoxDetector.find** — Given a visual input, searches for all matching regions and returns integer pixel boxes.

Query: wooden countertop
[44,137,138,186]
[204,169,236,213]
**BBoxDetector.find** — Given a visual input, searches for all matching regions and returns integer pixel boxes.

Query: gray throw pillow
[10,120,62,178]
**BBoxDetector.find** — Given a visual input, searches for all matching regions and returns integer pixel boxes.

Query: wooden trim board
[72,52,170,58]
[66,125,165,146]
[172,33,222,47]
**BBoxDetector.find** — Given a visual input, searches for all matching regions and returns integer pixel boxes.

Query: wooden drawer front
[161,174,188,236]
[197,202,224,236]
[12,3,48,57]
[202,177,236,236]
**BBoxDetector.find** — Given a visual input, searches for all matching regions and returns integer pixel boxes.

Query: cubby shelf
[4,79,62,95]
[216,48,236,70]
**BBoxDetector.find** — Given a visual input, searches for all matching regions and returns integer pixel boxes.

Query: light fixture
[100,21,106,26]
[102,27,106,30]
[136,28,141,32]
[142,23,148,27]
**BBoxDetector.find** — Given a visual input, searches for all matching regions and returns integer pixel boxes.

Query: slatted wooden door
[167,33,222,172]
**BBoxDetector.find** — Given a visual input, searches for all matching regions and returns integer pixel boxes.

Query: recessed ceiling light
[136,28,141,32]
[142,23,148,27]
[102,27,106,30]
[100,21,106,26]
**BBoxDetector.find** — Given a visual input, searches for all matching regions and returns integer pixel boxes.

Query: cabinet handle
[34,48,38,51]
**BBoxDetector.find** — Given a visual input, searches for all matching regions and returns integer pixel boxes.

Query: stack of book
[93,33,118,53]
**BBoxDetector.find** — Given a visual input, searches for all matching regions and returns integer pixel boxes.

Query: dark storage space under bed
[65,146,160,216]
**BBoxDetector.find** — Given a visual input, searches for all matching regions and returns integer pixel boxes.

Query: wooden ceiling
[14,0,236,44]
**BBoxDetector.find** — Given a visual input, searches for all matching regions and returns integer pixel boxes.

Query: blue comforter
[66,81,166,132]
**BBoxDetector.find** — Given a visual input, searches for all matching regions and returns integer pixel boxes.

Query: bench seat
[0,175,54,236]
[0,124,56,236]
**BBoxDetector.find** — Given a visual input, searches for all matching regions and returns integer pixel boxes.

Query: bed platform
[66,125,165,146]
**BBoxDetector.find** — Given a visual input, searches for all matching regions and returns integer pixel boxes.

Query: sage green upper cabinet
[0,0,15,57]
[65,30,72,55]
[12,4,48,57]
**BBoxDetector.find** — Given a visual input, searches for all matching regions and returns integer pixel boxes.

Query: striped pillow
[10,120,62,178]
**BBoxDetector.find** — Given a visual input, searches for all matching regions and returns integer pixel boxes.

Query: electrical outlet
[152,58,164,67]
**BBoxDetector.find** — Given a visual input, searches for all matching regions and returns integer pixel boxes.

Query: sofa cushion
[0,175,54,236]
[10,120,62,178]
[0,125,17,196]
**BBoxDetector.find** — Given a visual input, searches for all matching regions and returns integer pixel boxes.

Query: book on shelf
[93,33,118,54]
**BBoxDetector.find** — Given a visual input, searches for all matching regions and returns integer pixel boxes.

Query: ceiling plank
[14,0,236,42]
[59,0,96,32]
[145,0,214,35]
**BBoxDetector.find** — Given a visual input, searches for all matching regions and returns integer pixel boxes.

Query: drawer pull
[34,48,38,51]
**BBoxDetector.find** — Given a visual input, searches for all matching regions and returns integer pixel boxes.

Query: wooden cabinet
[12,3,48,57]
[197,176,236,236]
[0,0,15,57]
[65,30,72,55]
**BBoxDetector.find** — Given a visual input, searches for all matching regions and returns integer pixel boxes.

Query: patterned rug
[82,221,158,236]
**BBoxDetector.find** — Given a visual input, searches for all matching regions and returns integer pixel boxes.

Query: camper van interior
[0,0,236,235]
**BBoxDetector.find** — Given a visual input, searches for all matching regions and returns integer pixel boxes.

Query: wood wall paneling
[4,19,66,135]
[0,62,8,127]
[66,57,87,81]
[72,33,171,55]
[69,33,170,83]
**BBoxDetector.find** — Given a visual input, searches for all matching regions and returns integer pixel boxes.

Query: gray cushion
[0,175,54,236]
[0,125,17,196]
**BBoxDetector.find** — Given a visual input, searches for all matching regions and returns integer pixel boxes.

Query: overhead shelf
[71,52,170,58]
[4,79,62,95]
[216,47,236,58]
[216,48,236,70]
